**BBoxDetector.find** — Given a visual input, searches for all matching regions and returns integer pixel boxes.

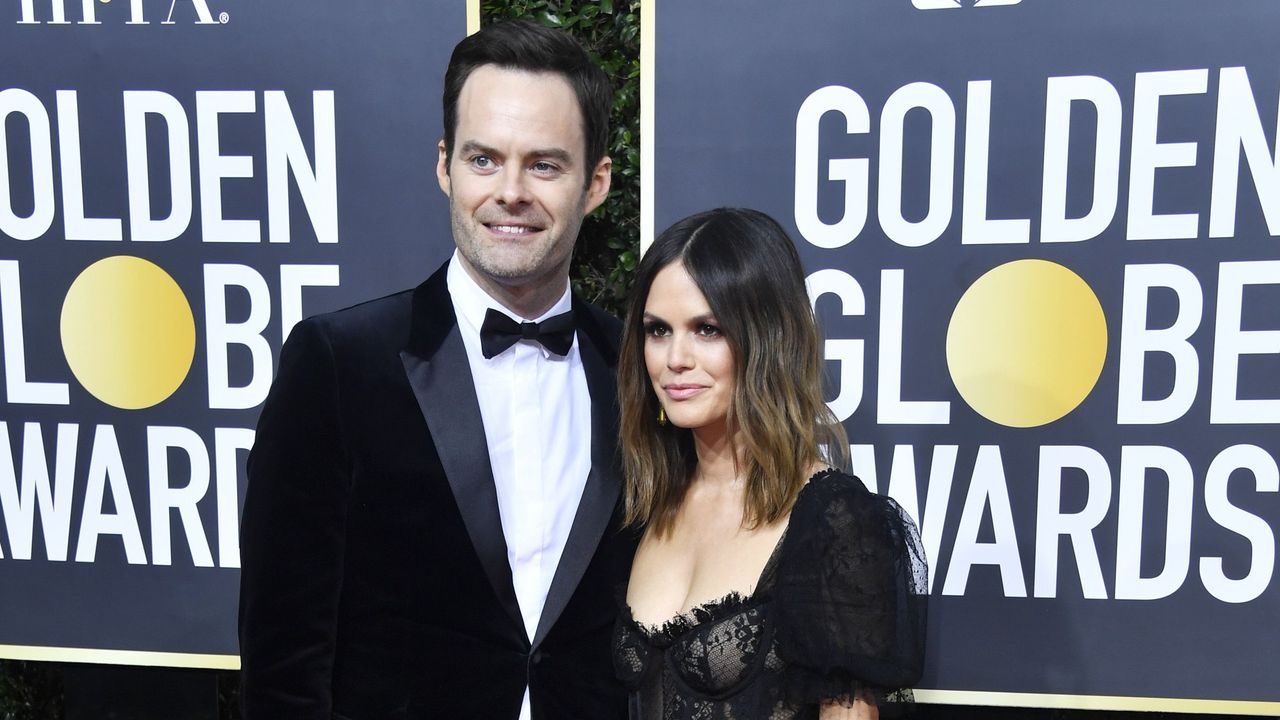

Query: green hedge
[482,0,642,315]
[0,661,60,720]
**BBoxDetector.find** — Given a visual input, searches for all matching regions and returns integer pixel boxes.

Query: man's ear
[584,156,612,214]
[436,139,451,196]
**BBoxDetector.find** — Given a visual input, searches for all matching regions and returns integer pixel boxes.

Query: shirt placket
[510,343,545,641]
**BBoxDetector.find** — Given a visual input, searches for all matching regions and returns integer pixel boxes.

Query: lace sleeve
[774,471,928,706]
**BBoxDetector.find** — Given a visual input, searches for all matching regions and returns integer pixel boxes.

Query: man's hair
[617,208,850,537]
[442,20,612,180]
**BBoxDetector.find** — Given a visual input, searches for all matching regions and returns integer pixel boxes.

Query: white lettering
[1209,67,1280,238]
[279,264,340,343]
[1127,69,1209,241]
[879,83,955,247]
[877,269,949,424]
[1116,264,1202,424]
[204,264,273,409]
[1041,75,1122,243]
[56,91,123,241]
[0,89,56,241]
[265,91,339,244]
[961,80,1029,245]
[794,86,869,249]
[123,91,193,242]
[0,422,77,561]
[1034,445,1111,599]
[1210,261,1280,423]
[197,91,259,243]
[0,261,70,405]
[74,425,146,564]
[1200,444,1277,603]
[164,0,216,24]
[943,445,1026,597]
[214,427,253,568]
[1114,446,1194,600]
[807,269,865,421]
[147,426,213,567]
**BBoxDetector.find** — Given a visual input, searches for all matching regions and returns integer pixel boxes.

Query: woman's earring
[657,406,668,426]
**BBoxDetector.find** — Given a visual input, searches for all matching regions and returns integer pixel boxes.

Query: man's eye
[471,155,494,169]
[532,161,560,174]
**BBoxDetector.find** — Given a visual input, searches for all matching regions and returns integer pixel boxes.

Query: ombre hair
[618,208,848,536]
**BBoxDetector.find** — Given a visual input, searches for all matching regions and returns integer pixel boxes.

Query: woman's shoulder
[801,467,867,494]
[790,467,919,552]
[794,468,874,517]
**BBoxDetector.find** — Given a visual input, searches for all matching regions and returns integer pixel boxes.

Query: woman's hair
[618,207,849,535]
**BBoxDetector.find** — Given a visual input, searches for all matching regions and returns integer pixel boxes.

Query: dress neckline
[624,468,841,641]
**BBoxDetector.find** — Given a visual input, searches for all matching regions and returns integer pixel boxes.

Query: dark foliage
[0,661,62,720]
[482,0,642,315]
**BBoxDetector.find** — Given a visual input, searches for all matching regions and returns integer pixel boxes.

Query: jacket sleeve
[238,318,353,718]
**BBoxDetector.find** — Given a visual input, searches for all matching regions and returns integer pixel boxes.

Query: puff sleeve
[773,471,928,705]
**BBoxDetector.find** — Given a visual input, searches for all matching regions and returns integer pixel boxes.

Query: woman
[613,208,927,720]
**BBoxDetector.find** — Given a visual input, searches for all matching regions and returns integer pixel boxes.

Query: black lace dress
[613,470,928,720]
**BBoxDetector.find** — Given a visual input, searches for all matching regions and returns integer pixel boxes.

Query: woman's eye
[697,323,722,337]
[644,322,670,337]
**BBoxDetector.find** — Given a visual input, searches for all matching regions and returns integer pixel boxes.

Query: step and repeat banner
[0,0,467,667]
[647,1,1278,713]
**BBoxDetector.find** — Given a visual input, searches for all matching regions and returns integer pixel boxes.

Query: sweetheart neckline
[624,588,761,645]
[622,468,842,638]
[626,521,789,639]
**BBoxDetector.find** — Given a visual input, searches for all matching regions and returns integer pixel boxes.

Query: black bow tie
[479,308,575,359]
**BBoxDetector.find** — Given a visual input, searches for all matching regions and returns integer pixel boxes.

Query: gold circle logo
[60,256,196,410]
[946,259,1107,428]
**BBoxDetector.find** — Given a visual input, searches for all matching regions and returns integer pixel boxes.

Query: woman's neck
[691,422,741,488]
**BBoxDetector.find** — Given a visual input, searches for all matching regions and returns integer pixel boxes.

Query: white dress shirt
[447,254,592,720]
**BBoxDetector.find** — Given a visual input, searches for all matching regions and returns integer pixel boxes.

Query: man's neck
[455,256,570,320]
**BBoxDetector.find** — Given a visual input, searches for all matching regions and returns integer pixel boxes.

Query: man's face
[438,65,611,306]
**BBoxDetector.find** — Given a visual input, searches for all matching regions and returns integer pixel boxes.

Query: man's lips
[484,222,543,236]
[663,384,707,401]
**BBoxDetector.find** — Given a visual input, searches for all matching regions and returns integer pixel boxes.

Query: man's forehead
[470,64,567,84]
[454,65,588,155]
[459,65,577,102]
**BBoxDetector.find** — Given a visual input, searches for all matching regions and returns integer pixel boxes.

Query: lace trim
[627,590,760,646]
[805,466,840,487]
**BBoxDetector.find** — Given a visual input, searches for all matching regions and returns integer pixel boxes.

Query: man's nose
[496,167,531,205]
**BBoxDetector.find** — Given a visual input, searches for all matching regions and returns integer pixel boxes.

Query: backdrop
[0,0,467,667]
[645,0,1279,713]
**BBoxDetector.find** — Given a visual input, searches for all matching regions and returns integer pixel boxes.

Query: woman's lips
[664,384,706,401]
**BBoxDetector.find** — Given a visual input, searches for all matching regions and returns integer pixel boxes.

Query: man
[238,21,634,719]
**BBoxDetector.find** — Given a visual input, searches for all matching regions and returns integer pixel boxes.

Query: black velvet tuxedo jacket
[238,261,635,719]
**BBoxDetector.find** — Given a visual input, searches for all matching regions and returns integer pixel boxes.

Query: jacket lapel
[399,262,524,635]
[532,300,622,649]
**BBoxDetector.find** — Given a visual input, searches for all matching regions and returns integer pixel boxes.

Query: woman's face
[642,262,735,437]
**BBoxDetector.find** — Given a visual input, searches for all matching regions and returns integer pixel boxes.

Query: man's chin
[474,260,560,287]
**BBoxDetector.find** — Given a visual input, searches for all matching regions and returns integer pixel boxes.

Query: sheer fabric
[613,470,927,720]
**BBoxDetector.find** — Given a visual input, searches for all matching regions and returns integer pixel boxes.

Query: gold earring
[657,406,667,426]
